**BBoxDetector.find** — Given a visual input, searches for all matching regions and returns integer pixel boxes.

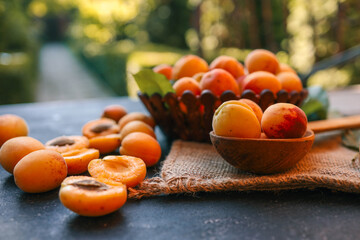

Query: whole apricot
[153,64,173,80]
[61,148,100,175]
[118,112,155,130]
[0,114,29,146]
[119,120,156,141]
[243,71,281,95]
[13,149,67,193]
[59,176,127,217]
[238,99,263,124]
[277,63,297,74]
[0,136,45,174]
[120,132,161,167]
[261,103,308,139]
[82,118,120,139]
[245,49,280,74]
[173,77,201,97]
[200,69,240,96]
[277,72,303,92]
[172,55,209,80]
[101,105,127,122]
[192,72,205,83]
[45,135,90,153]
[89,134,121,154]
[212,100,261,138]
[209,55,245,79]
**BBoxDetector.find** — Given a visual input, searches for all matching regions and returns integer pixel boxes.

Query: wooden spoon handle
[308,115,360,133]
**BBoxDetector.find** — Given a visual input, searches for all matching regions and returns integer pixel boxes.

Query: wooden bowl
[209,129,315,174]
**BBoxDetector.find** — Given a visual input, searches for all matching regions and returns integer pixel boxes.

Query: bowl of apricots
[137,49,308,142]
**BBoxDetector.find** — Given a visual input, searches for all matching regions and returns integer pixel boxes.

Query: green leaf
[301,86,329,121]
[133,69,174,96]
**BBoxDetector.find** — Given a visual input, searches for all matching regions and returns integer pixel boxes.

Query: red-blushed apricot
[13,149,67,193]
[172,55,209,80]
[243,71,281,95]
[153,64,173,80]
[119,120,156,141]
[0,136,45,174]
[45,135,89,153]
[89,134,121,154]
[59,176,127,217]
[61,148,100,175]
[261,103,308,139]
[236,75,247,94]
[120,132,161,167]
[209,55,245,79]
[101,105,127,122]
[0,114,29,147]
[245,49,280,74]
[82,118,120,139]
[200,69,240,96]
[276,72,303,92]
[173,77,201,97]
[192,72,205,83]
[238,99,263,124]
[118,112,155,130]
[212,100,261,138]
[88,155,147,188]
[277,63,297,74]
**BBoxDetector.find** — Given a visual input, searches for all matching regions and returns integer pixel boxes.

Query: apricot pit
[45,136,89,153]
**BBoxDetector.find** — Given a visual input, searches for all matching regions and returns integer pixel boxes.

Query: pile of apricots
[0,105,161,217]
[153,49,303,98]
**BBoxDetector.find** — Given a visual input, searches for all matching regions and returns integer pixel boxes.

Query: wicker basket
[138,89,308,142]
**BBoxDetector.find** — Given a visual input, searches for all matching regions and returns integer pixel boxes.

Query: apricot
[172,55,209,80]
[200,69,240,96]
[153,64,173,80]
[59,176,127,217]
[173,77,201,97]
[0,136,45,174]
[192,72,205,83]
[238,99,263,124]
[101,105,127,122]
[261,103,308,139]
[0,114,29,147]
[118,112,155,130]
[61,148,100,175]
[89,134,121,154]
[82,118,120,139]
[209,55,245,79]
[45,135,90,153]
[119,120,156,141]
[120,132,161,167]
[243,71,281,95]
[276,72,303,92]
[277,63,297,74]
[13,149,67,193]
[245,49,280,74]
[88,155,146,188]
[212,100,261,138]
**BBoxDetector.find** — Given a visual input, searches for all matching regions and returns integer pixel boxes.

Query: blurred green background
[1,0,360,104]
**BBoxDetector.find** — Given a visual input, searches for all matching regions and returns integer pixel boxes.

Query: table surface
[2,88,360,240]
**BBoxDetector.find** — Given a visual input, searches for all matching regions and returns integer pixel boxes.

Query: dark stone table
[1,97,360,240]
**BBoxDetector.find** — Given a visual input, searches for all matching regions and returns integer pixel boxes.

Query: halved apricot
[82,118,120,139]
[45,136,90,153]
[61,148,100,175]
[88,155,147,188]
[59,176,127,217]
[89,134,121,154]
[118,112,155,130]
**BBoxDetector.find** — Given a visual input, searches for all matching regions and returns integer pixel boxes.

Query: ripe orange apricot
[88,155,147,188]
[212,100,261,138]
[101,105,127,122]
[61,148,100,175]
[82,118,120,139]
[59,176,127,217]
[209,55,245,79]
[45,136,90,153]
[120,132,161,167]
[118,112,155,130]
[0,114,29,147]
[245,49,280,74]
[89,134,121,154]
[173,77,201,97]
[172,55,209,80]
[238,99,263,124]
[276,72,303,92]
[0,136,45,174]
[153,64,173,80]
[243,71,281,95]
[277,63,297,74]
[14,149,67,193]
[119,120,156,141]
[192,72,205,83]
[199,69,240,96]
[261,103,308,139]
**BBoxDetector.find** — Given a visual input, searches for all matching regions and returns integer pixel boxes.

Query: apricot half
[0,114,29,147]
[88,155,147,188]
[61,148,100,175]
[82,118,120,139]
[59,176,127,217]
[45,136,90,153]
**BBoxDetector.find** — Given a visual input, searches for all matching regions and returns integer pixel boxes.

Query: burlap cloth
[128,133,360,199]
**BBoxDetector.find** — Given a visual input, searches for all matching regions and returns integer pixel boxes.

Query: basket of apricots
[137,49,308,142]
